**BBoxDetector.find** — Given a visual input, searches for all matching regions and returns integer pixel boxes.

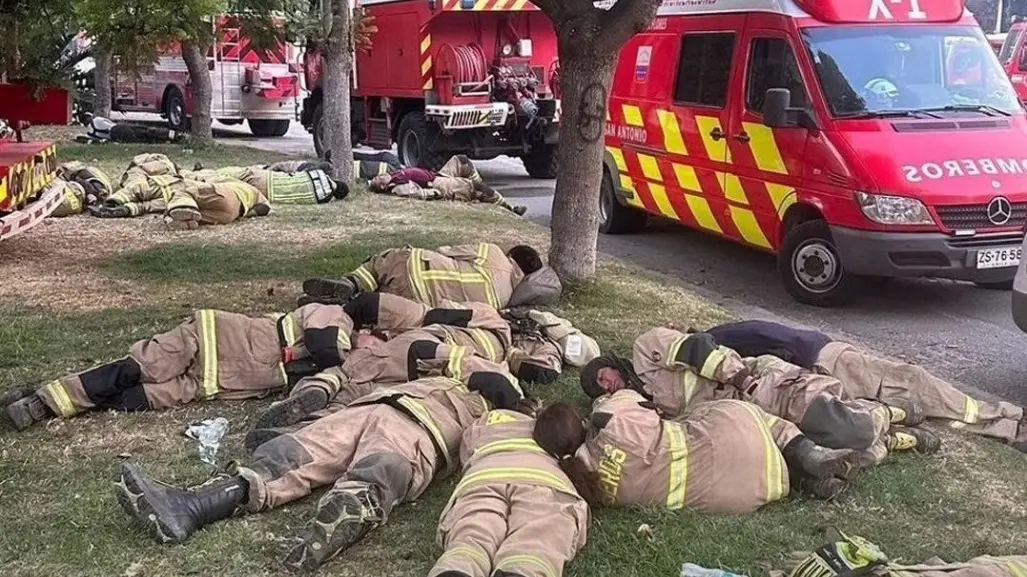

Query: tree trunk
[181,41,213,141]
[93,45,112,118]
[322,0,354,184]
[547,25,618,283]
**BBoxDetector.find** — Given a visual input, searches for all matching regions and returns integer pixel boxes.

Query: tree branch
[598,0,662,49]
[532,0,594,25]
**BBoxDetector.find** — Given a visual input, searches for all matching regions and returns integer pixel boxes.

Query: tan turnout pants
[238,403,439,512]
[817,342,1026,443]
[431,484,588,577]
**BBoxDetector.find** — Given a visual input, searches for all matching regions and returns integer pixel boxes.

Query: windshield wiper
[836,109,938,119]
[918,104,1012,117]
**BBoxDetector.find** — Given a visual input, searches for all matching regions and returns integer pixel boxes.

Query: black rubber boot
[281,486,385,573]
[887,427,942,455]
[302,277,357,302]
[1,387,34,407]
[795,476,849,500]
[888,402,926,427]
[781,435,859,480]
[511,205,527,216]
[116,463,247,544]
[253,388,329,431]
[244,427,290,454]
[5,392,54,430]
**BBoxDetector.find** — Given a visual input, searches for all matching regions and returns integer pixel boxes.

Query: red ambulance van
[600,0,1026,306]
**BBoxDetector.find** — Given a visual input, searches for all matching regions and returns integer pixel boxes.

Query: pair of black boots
[116,463,384,573]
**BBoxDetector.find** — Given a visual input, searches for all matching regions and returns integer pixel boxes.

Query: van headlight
[855,192,934,225]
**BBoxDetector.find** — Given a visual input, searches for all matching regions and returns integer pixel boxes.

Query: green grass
[3,143,1027,576]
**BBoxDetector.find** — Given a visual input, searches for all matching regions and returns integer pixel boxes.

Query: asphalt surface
[208,118,1027,407]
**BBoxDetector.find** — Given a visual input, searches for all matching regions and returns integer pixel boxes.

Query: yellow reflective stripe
[729,205,772,249]
[159,183,173,203]
[698,347,729,380]
[742,122,787,174]
[278,362,288,384]
[646,182,679,220]
[607,146,628,172]
[766,182,797,220]
[964,396,980,425]
[682,371,698,405]
[352,265,378,291]
[199,310,220,398]
[64,189,82,213]
[408,248,432,303]
[695,115,731,162]
[667,336,687,368]
[474,243,500,309]
[377,162,390,176]
[453,468,574,500]
[621,104,644,127]
[127,203,143,216]
[337,329,351,352]
[685,193,723,233]
[109,190,132,204]
[664,421,688,510]
[227,182,256,213]
[496,554,557,577]
[468,328,499,362]
[448,345,468,381]
[438,544,489,567]
[473,438,548,459]
[420,271,488,282]
[396,396,449,458]
[1006,559,1027,577]
[280,313,299,346]
[657,110,688,156]
[41,380,76,417]
[737,402,786,502]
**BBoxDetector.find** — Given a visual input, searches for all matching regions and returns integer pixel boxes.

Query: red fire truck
[997,19,1027,103]
[601,0,1026,306]
[112,19,301,137]
[301,0,561,177]
[0,84,65,242]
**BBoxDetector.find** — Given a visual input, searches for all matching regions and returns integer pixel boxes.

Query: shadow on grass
[98,231,465,284]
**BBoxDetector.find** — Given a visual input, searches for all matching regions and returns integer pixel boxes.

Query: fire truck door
[724,23,811,251]
[666,21,742,239]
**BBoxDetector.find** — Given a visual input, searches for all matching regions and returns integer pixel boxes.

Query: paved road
[207,122,1027,406]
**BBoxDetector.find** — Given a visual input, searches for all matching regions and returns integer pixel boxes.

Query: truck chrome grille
[935,203,1027,230]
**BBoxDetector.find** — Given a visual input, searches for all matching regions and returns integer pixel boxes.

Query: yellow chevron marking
[695,116,732,163]
[672,163,702,193]
[686,194,722,233]
[638,154,662,182]
[766,182,797,219]
[722,173,749,205]
[622,105,644,127]
[423,78,434,90]
[619,175,645,207]
[647,182,679,219]
[743,122,788,174]
[730,206,771,248]
[421,56,433,76]
[494,0,510,7]
[608,147,627,172]
[511,0,529,9]
[420,35,432,54]
[474,0,490,9]
[657,110,688,156]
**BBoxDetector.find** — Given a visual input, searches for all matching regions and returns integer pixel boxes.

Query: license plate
[976,246,1023,269]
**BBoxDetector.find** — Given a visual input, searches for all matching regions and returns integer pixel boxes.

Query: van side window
[673,33,735,107]
[746,38,809,114]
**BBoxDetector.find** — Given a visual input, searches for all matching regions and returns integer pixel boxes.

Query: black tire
[312,103,326,158]
[397,111,445,170]
[974,279,1014,290]
[598,169,646,234]
[164,88,188,132]
[522,144,558,179]
[778,219,863,307]
[249,119,288,137]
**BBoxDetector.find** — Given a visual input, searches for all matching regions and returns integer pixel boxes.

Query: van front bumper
[829,226,1020,283]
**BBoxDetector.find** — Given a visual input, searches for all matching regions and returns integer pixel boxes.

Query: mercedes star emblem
[987,197,1012,226]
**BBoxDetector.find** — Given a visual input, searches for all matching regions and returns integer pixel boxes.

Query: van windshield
[801,26,1020,118]
[999,28,1022,64]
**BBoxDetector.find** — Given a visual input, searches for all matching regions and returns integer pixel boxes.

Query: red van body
[601,0,1026,306]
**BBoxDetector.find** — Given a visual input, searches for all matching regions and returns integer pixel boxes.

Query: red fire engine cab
[601,0,1025,306]
[301,0,561,178]
[112,17,301,137]
[0,84,65,243]
[997,18,1027,104]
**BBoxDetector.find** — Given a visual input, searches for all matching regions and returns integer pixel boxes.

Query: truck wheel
[778,219,862,307]
[974,280,1014,290]
[249,119,284,137]
[398,111,444,170]
[164,89,188,132]
[522,144,558,179]
[269,120,290,137]
[598,170,646,234]
[312,103,326,158]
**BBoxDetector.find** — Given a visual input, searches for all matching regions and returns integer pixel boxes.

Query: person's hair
[507,245,543,275]
[579,357,617,399]
[533,403,604,507]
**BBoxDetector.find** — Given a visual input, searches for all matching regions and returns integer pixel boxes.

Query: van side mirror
[1019,46,1027,68]
[762,88,818,131]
